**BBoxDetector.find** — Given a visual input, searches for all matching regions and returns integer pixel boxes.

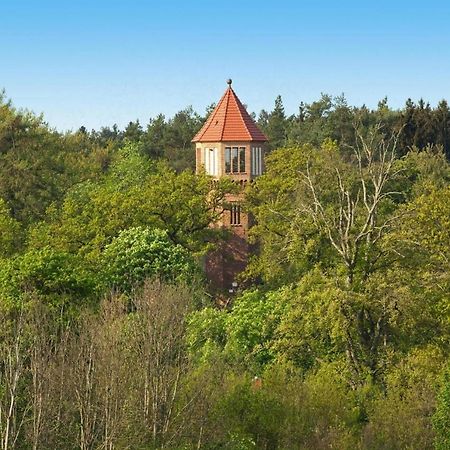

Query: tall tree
[0,198,20,258]
[142,113,167,159]
[266,95,288,150]
[123,120,144,142]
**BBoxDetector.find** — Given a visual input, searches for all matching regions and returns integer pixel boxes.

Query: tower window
[225,148,231,173]
[251,146,263,176]
[239,147,245,172]
[225,146,246,173]
[230,203,241,225]
[232,147,238,172]
[203,148,218,176]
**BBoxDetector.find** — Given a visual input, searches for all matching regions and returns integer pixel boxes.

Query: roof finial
[226,78,232,87]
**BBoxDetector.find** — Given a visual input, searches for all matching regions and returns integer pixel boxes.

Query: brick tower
[192,80,268,293]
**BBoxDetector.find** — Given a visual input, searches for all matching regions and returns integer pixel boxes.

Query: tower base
[205,232,250,294]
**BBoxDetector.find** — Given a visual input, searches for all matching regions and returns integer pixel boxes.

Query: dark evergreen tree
[257,109,270,131]
[123,119,144,142]
[142,114,167,159]
[435,100,450,158]
[266,95,288,150]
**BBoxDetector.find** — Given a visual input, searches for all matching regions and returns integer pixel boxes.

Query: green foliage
[0,247,98,311]
[0,94,106,225]
[400,146,450,197]
[187,306,227,362]
[216,374,286,449]
[207,363,362,450]
[434,363,450,450]
[245,142,329,284]
[264,95,288,150]
[223,289,290,369]
[261,93,450,159]
[0,98,61,223]
[271,270,347,371]
[364,347,443,449]
[102,227,200,292]
[247,137,405,287]
[0,91,450,449]
[387,184,450,344]
[247,134,450,384]
[396,185,450,266]
[295,363,362,448]
[28,144,234,261]
[187,289,290,371]
[0,197,20,257]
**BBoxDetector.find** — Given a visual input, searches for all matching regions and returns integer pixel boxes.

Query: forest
[1,89,450,449]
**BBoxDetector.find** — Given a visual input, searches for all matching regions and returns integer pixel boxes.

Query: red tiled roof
[192,83,268,143]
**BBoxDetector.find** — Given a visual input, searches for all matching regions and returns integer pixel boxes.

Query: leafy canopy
[102,227,200,292]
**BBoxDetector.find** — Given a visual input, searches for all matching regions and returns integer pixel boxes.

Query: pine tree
[436,100,450,158]
[266,95,287,150]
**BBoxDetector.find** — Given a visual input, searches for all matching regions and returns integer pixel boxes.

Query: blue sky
[2,0,450,131]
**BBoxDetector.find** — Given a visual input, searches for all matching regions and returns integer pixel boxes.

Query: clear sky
[2,0,450,131]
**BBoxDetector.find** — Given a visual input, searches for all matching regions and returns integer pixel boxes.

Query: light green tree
[434,364,450,450]
[102,227,200,292]
[247,127,450,382]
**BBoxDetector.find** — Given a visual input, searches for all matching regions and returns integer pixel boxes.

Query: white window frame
[203,147,218,176]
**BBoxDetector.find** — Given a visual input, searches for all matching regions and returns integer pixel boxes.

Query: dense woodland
[1,89,450,449]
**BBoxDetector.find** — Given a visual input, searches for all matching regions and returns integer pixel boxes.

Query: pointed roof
[192,80,268,143]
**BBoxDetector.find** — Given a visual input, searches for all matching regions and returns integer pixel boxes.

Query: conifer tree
[266,95,287,150]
